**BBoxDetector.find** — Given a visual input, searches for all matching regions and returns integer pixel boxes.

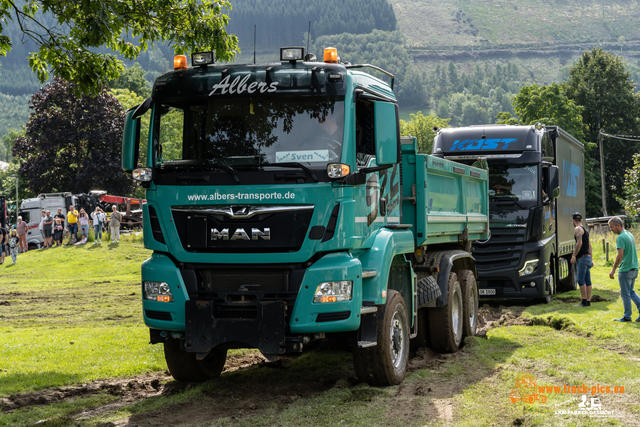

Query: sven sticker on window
[276,150,329,163]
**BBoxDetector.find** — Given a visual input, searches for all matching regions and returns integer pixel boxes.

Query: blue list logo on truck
[563,160,581,197]
[450,138,517,151]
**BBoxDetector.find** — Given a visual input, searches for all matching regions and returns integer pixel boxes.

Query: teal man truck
[432,125,585,302]
[122,47,489,385]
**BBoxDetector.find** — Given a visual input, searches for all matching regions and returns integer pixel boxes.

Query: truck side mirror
[122,98,154,172]
[373,101,398,165]
[549,165,560,200]
[122,109,140,172]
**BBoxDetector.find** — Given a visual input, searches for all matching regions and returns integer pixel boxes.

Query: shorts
[0,243,4,253]
[43,229,52,238]
[68,222,78,235]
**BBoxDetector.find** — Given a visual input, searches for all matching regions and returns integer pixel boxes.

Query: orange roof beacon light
[174,55,188,70]
[323,47,338,64]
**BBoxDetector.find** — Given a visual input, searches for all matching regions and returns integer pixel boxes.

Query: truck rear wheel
[459,270,478,338]
[428,272,463,353]
[164,338,227,382]
[353,290,409,386]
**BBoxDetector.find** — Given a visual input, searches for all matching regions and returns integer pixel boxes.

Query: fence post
[606,241,610,262]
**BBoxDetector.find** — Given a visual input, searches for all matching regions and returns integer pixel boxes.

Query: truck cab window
[158,106,184,162]
[488,164,539,204]
[155,96,344,168]
[355,100,375,167]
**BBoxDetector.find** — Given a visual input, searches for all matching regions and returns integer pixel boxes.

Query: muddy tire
[353,290,409,386]
[541,260,556,304]
[164,338,227,382]
[559,259,577,292]
[459,270,478,338]
[428,272,463,353]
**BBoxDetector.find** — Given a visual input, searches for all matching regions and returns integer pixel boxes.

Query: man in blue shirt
[608,216,640,322]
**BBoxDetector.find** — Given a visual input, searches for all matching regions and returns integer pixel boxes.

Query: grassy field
[1,229,640,426]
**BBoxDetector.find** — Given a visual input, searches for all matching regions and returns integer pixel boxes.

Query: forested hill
[226,0,396,50]
[3,0,640,148]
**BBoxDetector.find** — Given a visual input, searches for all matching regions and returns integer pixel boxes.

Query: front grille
[200,270,289,293]
[172,206,314,253]
[473,228,526,270]
[145,310,173,321]
[181,264,305,322]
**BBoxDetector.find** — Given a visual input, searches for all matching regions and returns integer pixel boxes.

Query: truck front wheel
[428,272,463,353]
[164,338,227,382]
[559,258,577,292]
[353,290,409,386]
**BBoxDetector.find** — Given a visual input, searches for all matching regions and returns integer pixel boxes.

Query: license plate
[479,288,496,296]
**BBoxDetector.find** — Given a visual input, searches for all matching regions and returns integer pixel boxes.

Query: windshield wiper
[210,163,241,183]
[237,162,319,182]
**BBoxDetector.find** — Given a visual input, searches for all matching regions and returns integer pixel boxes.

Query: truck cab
[123,47,489,386]
[433,125,585,301]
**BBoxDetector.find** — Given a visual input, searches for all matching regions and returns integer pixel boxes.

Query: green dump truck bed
[401,137,489,248]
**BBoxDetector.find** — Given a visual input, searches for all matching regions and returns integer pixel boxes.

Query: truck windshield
[488,164,538,205]
[155,96,344,168]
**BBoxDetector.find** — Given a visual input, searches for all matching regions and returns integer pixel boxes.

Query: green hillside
[3,0,640,143]
[392,0,640,49]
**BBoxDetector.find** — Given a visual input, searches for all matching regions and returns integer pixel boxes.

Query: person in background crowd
[43,210,54,249]
[54,208,65,247]
[609,216,640,322]
[9,229,19,264]
[78,208,89,241]
[53,217,64,247]
[66,205,79,245]
[38,210,45,247]
[0,225,7,264]
[570,212,593,307]
[74,232,88,245]
[91,207,105,244]
[16,216,28,253]
[110,205,122,244]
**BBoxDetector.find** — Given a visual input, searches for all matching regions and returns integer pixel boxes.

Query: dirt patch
[476,304,531,337]
[556,294,610,303]
[0,352,272,416]
[0,373,170,413]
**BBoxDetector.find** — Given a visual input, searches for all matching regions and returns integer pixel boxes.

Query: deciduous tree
[400,112,450,154]
[0,0,238,95]
[13,78,135,195]
[565,48,640,215]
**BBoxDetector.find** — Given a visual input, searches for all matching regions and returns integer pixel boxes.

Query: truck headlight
[143,281,174,302]
[518,260,539,276]
[313,281,352,303]
[327,163,350,179]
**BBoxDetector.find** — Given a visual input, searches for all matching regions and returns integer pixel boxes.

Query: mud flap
[184,300,286,356]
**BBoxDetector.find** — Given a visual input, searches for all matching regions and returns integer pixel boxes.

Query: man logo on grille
[211,228,271,240]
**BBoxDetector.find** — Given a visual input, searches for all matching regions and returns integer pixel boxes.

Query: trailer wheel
[353,290,409,386]
[559,259,577,292]
[428,272,463,353]
[164,338,227,382]
[459,270,478,338]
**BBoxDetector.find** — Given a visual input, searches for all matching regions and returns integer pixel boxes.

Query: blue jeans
[618,269,640,320]
[94,223,102,241]
[576,255,592,287]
